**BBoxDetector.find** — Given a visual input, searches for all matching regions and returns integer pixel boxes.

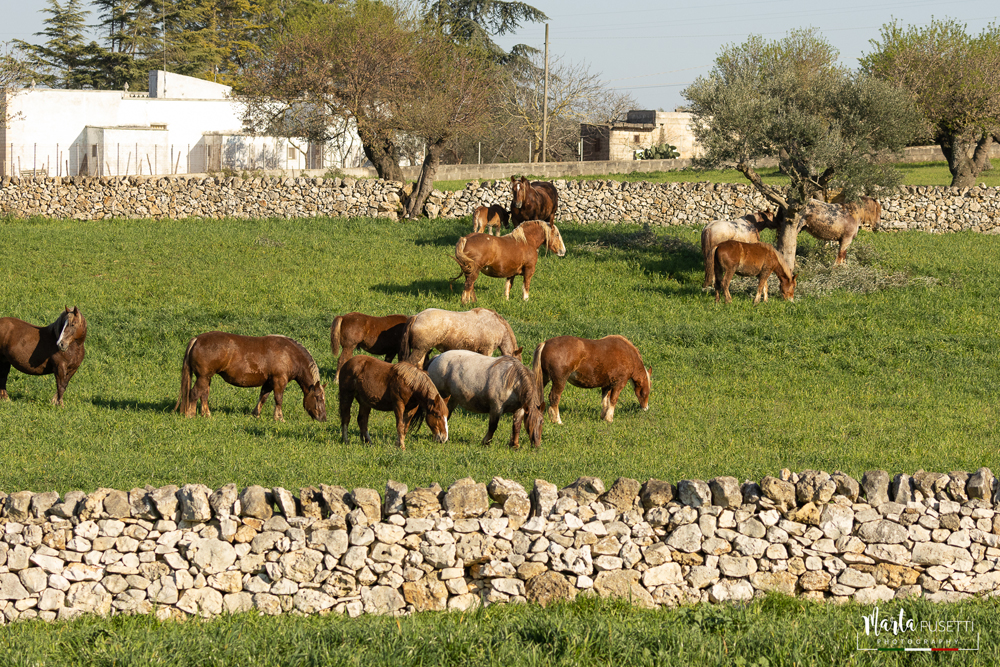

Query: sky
[5,0,999,112]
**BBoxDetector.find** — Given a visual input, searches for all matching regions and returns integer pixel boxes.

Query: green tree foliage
[683,29,921,269]
[861,19,1000,188]
[423,0,547,65]
[14,0,100,88]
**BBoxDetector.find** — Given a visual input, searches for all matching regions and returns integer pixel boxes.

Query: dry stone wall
[2,468,1000,624]
[2,175,1000,232]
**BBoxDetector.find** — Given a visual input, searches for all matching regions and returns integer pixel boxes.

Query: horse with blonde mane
[453,220,566,304]
[401,308,521,370]
[338,356,448,450]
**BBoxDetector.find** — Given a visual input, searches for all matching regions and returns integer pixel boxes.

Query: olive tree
[861,19,1000,188]
[683,29,921,269]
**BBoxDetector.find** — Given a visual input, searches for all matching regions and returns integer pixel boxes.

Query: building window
[287,147,296,160]
[91,145,98,157]
[634,134,641,144]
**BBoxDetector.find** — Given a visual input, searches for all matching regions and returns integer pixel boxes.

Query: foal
[713,240,796,304]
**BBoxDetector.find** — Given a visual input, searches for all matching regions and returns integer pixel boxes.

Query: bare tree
[1,45,32,125]
[497,53,637,162]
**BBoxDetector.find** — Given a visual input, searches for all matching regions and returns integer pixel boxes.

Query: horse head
[781,274,797,302]
[303,382,327,422]
[635,366,652,411]
[426,394,449,443]
[544,222,567,257]
[525,396,544,449]
[510,176,529,210]
[56,306,87,352]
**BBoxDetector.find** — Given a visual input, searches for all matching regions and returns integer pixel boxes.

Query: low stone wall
[2,174,1000,232]
[1,468,999,624]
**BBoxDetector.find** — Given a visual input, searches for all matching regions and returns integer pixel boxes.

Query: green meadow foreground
[2,213,999,665]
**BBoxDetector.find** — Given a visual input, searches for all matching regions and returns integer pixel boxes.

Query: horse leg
[481,412,502,447]
[339,392,354,444]
[271,378,288,422]
[357,405,372,444]
[547,376,567,425]
[51,363,72,406]
[754,270,772,305]
[0,361,11,401]
[252,379,274,418]
[836,230,857,265]
[461,269,479,304]
[602,384,626,423]
[192,374,212,417]
[504,277,514,300]
[509,407,524,450]
[394,403,410,450]
[521,266,534,301]
[721,266,736,304]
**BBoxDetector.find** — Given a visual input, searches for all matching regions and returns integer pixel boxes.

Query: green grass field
[1,213,998,495]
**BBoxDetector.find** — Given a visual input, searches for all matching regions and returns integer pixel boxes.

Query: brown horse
[330,312,409,384]
[401,308,522,369]
[338,356,448,450]
[472,205,510,235]
[510,176,558,225]
[454,220,566,304]
[701,210,777,289]
[713,240,796,304]
[426,350,544,449]
[175,331,326,421]
[0,307,87,405]
[533,335,651,424]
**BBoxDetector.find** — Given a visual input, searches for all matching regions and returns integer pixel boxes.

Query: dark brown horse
[330,312,409,384]
[338,356,448,450]
[533,335,651,424]
[0,307,87,405]
[175,331,326,421]
[713,240,796,304]
[426,350,544,449]
[472,205,510,235]
[401,308,522,370]
[510,176,558,225]
[701,210,777,289]
[454,220,566,304]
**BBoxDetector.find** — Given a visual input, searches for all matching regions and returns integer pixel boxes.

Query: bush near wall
[1,468,999,624]
[2,176,1000,232]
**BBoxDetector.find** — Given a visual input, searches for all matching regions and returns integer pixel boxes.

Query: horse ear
[510,175,516,183]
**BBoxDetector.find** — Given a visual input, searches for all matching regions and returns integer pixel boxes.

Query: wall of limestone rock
[1,175,999,232]
[1,468,999,624]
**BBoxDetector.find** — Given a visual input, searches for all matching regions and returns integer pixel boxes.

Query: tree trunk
[940,132,994,189]
[774,203,807,272]
[358,125,404,182]
[404,140,445,219]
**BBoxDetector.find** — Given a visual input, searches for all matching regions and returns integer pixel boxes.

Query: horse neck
[44,313,67,341]
[521,222,547,249]
[770,250,792,283]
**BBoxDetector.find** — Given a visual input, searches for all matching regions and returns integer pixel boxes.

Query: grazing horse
[401,308,522,369]
[454,220,566,304]
[701,210,777,289]
[0,307,87,405]
[713,240,796,304]
[789,196,880,265]
[533,335,652,424]
[472,205,510,235]
[510,176,558,225]
[175,331,326,421]
[338,356,448,450]
[330,312,409,384]
[426,350,544,449]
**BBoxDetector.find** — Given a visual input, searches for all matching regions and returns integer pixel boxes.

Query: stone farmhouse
[581,110,700,161]
[0,71,367,178]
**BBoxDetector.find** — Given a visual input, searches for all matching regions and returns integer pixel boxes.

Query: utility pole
[542,23,549,163]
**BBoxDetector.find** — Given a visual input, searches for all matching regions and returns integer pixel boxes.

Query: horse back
[540,335,639,388]
[339,355,393,407]
[802,199,858,240]
[0,317,66,375]
[190,332,311,386]
[715,240,775,275]
[532,181,558,221]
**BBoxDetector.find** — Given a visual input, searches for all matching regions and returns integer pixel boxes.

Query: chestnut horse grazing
[338,356,448,450]
[454,220,566,304]
[330,312,409,383]
[510,176,558,225]
[175,331,326,421]
[533,335,651,424]
[713,240,796,304]
[401,308,521,369]
[701,210,777,289]
[0,307,87,405]
[426,350,544,449]
[472,205,510,235]
[795,196,881,265]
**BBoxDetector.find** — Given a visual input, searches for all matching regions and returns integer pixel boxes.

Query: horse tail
[400,319,413,364]
[532,340,546,396]
[330,315,343,358]
[175,336,198,414]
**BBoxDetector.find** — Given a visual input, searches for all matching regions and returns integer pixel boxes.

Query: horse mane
[506,224,529,244]
[495,357,541,405]
[393,363,438,398]
[271,335,321,384]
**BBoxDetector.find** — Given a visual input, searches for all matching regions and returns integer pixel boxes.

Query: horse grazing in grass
[454,220,566,304]
[472,205,510,235]
[786,196,880,265]
[701,210,777,289]
[426,350,544,450]
[713,240,796,304]
[510,176,558,225]
[175,331,326,421]
[330,312,409,384]
[0,307,87,405]
[533,335,651,424]
[338,356,448,450]
[401,308,521,369]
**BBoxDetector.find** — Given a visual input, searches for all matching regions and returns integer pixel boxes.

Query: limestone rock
[384,480,408,516]
[861,471,889,506]
[602,477,641,511]
[593,570,654,608]
[487,477,526,504]
[760,476,795,510]
[351,488,382,524]
[677,479,711,508]
[179,484,213,522]
[709,476,742,508]
[639,479,674,508]
[405,486,442,519]
[967,468,994,500]
[559,477,606,505]
[443,478,490,519]
[239,486,273,520]
[525,571,576,607]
